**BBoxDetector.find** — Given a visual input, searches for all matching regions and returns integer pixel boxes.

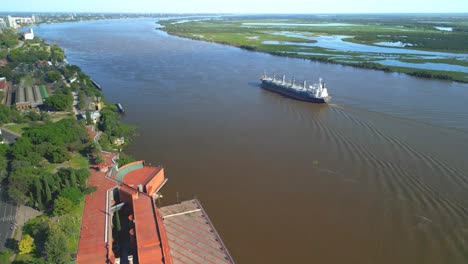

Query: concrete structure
[32,14,40,23]
[2,81,13,106]
[77,127,234,264]
[15,85,44,110]
[80,111,101,124]
[5,15,35,28]
[160,200,235,264]
[0,18,7,31]
[23,28,34,40]
[6,16,16,28]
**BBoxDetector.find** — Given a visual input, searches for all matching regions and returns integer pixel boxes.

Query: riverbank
[0,26,137,262]
[159,15,468,83]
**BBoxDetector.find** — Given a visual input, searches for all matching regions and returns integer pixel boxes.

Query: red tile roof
[76,152,118,264]
[132,193,166,264]
[123,166,161,187]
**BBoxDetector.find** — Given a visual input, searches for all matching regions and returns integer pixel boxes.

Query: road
[0,188,16,251]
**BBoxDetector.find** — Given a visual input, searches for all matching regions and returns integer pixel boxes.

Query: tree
[44,94,73,111]
[46,146,71,163]
[50,45,64,62]
[46,70,62,82]
[7,166,37,204]
[85,111,92,125]
[60,187,84,205]
[95,154,104,165]
[117,154,136,167]
[53,196,74,216]
[78,91,86,110]
[0,249,13,263]
[45,227,69,264]
[18,234,35,255]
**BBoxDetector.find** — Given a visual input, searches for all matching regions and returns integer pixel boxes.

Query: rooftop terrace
[160,200,235,264]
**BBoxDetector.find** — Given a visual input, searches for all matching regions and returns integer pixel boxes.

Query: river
[33,18,468,264]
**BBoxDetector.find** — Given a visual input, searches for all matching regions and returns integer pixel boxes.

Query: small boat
[91,79,103,90]
[116,103,124,113]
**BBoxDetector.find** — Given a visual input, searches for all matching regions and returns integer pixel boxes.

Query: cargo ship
[260,73,331,103]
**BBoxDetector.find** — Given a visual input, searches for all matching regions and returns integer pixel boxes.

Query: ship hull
[260,80,330,103]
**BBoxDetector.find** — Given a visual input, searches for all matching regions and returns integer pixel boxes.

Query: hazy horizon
[1,0,467,14]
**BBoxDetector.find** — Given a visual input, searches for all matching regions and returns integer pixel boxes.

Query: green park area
[160,15,468,82]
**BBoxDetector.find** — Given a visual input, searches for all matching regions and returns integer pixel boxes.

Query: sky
[1,0,467,14]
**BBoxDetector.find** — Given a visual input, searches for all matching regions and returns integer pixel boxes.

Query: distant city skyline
[1,0,467,14]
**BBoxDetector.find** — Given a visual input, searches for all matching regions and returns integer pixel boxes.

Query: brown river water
[33,18,468,263]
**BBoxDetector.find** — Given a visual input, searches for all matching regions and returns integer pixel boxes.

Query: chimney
[128,255,134,264]
[137,184,143,193]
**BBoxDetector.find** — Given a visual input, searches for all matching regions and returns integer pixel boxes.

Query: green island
[160,14,468,82]
[0,27,135,263]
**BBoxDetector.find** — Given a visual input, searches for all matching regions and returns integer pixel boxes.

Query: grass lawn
[14,253,35,262]
[69,153,89,169]
[3,123,30,135]
[50,112,74,122]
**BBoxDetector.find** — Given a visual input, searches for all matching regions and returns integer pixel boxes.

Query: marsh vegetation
[160,14,468,82]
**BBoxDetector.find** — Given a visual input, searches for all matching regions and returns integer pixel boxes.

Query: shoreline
[159,29,468,84]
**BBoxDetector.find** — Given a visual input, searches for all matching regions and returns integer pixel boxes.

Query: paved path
[0,127,20,144]
[0,189,16,251]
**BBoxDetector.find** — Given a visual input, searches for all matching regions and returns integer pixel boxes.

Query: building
[23,28,34,40]
[12,16,34,25]
[36,60,52,68]
[77,130,235,264]
[15,85,44,110]
[0,18,7,32]
[80,111,101,124]
[32,14,40,23]
[6,16,16,28]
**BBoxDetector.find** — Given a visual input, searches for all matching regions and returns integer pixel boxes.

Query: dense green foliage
[44,94,73,111]
[0,28,20,48]
[0,104,23,124]
[98,106,135,150]
[50,45,64,62]
[117,153,136,167]
[0,249,13,263]
[7,119,90,207]
[45,227,69,263]
[45,70,61,82]
[8,47,49,63]
[52,196,74,216]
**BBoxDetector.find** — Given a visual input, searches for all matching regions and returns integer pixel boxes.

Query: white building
[23,28,34,40]
[14,17,34,24]
[6,16,16,28]
[32,15,40,23]
[0,19,6,32]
